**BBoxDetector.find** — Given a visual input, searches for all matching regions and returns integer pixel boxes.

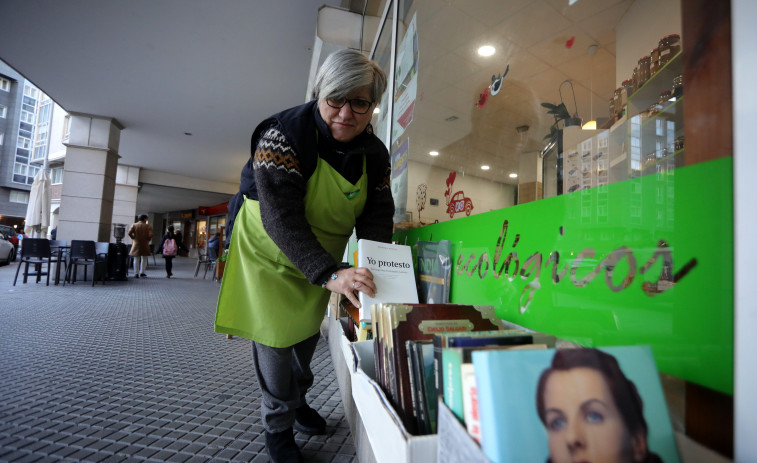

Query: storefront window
[385,0,734,404]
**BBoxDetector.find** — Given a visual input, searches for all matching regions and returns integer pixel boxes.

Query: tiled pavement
[0,256,357,462]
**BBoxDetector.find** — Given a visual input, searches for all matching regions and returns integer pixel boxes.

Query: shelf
[627,50,683,113]
[637,96,684,130]
[641,148,684,175]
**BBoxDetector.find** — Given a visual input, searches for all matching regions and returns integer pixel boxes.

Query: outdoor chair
[194,251,210,278]
[49,240,68,285]
[204,246,218,279]
[13,238,52,286]
[64,240,106,286]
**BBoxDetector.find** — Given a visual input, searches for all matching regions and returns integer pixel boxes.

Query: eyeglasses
[325,97,374,115]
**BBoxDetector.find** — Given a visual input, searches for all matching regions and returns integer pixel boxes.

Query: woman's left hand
[324,267,376,309]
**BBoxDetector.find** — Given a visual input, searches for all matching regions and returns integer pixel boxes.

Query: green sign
[394,158,733,394]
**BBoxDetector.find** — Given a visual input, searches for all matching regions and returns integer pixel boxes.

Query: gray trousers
[250,332,320,433]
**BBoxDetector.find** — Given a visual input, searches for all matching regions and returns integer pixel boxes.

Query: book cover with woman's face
[471,346,680,463]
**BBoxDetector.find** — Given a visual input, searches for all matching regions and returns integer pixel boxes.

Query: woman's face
[317,86,374,143]
[543,367,638,463]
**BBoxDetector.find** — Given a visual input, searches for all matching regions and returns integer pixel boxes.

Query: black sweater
[228,100,394,285]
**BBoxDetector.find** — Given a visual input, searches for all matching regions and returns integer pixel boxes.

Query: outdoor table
[50,245,69,286]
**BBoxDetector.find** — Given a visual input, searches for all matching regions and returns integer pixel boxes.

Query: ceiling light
[582,120,597,130]
[481,165,490,170]
[429,151,439,156]
[509,173,518,178]
[478,45,495,57]
[373,107,380,114]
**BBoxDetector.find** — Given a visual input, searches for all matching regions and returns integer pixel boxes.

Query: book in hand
[356,239,418,322]
[372,303,502,435]
[472,346,681,463]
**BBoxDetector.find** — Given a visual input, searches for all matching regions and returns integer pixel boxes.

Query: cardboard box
[350,340,438,463]
[437,401,489,463]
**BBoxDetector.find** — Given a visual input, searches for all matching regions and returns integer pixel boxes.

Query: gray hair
[311,49,387,103]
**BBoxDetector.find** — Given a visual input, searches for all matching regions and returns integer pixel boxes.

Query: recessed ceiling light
[478,45,495,57]
[373,107,380,114]
[429,151,439,156]
[481,165,490,170]
[509,173,518,178]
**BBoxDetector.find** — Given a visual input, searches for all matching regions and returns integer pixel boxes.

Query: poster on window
[392,13,418,144]
[392,137,410,223]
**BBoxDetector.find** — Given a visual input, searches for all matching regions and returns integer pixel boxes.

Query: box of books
[350,340,438,463]
[437,400,489,463]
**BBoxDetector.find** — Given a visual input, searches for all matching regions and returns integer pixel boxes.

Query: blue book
[472,346,681,463]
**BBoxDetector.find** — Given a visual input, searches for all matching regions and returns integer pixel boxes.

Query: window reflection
[378,0,683,227]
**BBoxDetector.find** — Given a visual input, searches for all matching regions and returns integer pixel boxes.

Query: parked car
[0,225,18,260]
[0,232,15,265]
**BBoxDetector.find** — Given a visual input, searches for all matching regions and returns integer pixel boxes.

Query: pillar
[112,165,140,246]
[58,113,123,242]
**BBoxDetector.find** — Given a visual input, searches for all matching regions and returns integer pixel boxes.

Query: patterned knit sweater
[230,100,394,286]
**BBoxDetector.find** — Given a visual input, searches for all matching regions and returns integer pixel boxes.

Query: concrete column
[58,113,123,242]
[112,165,140,246]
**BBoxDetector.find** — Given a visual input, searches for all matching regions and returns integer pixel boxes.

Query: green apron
[215,157,367,347]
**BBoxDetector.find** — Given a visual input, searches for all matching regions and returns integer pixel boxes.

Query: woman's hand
[324,267,377,309]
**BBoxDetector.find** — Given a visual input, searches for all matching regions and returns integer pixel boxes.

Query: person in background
[174,229,189,256]
[536,348,663,463]
[214,49,394,462]
[207,232,221,259]
[157,225,179,278]
[128,214,153,279]
[50,226,57,240]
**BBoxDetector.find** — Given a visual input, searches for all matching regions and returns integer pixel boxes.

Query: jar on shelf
[622,79,634,99]
[637,56,652,87]
[651,47,660,75]
[632,67,638,91]
[613,87,624,118]
[658,89,672,106]
[659,34,681,67]
[673,74,684,98]
[609,97,615,120]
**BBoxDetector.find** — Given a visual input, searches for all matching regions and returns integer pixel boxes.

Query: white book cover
[356,239,419,322]
[460,363,482,443]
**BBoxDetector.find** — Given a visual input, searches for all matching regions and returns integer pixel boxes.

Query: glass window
[13,163,27,176]
[21,110,35,124]
[9,190,29,204]
[62,115,71,141]
[32,145,46,161]
[18,136,31,150]
[0,105,6,118]
[0,132,4,145]
[23,85,38,99]
[51,167,63,184]
[0,78,10,91]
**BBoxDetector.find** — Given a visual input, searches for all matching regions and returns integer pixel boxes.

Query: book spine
[460,363,482,443]
[442,347,465,421]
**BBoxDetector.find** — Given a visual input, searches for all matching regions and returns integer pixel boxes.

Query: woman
[157,225,179,278]
[536,349,663,463]
[128,214,153,278]
[215,49,393,463]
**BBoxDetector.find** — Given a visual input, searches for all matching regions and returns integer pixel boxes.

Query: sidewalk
[0,257,356,462]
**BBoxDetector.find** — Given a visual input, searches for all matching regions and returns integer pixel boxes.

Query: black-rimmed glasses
[325,97,374,115]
